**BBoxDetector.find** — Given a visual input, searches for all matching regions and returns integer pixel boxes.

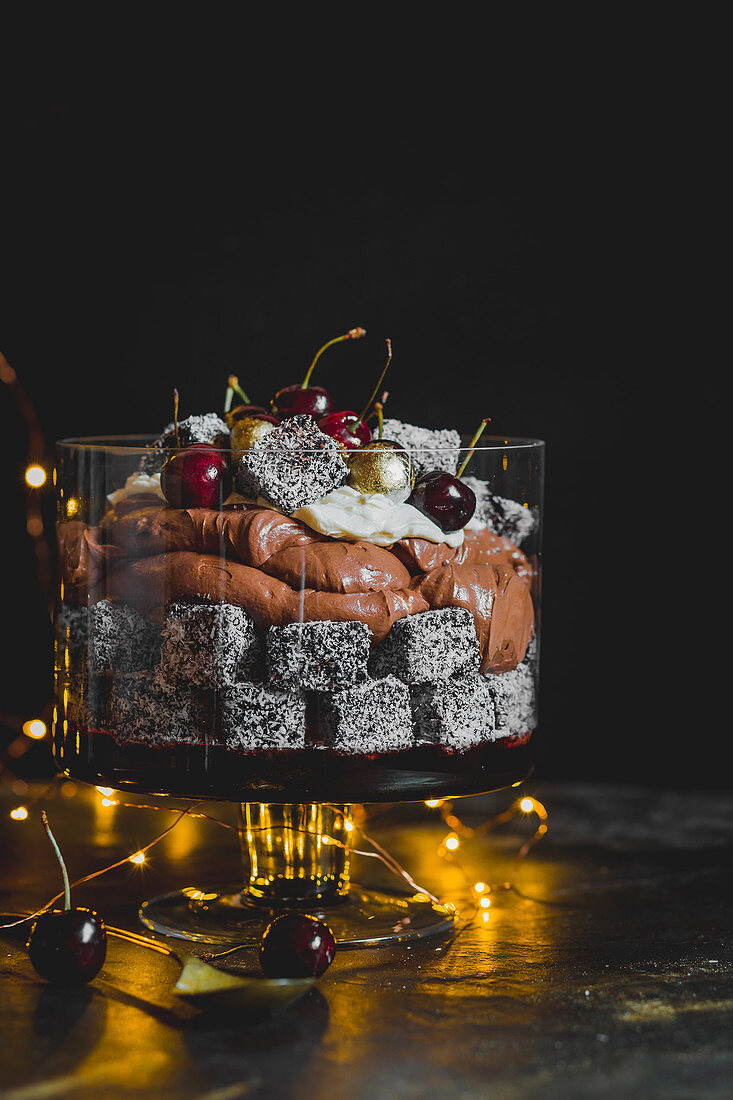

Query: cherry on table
[259,913,336,979]
[409,470,476,532]
[317,411,371,450]
[27,907,107,986]
[161,444,232,508]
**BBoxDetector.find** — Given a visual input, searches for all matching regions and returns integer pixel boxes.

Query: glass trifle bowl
[53,405,544,947]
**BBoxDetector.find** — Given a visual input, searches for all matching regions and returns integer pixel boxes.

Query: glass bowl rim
[56,433,546,453]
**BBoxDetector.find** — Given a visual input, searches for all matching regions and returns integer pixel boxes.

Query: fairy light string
[3,786,550,938]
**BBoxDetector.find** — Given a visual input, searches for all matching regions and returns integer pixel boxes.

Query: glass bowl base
[139,885,456,949]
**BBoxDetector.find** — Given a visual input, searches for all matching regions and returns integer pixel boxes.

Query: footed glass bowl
[54,435,544,947]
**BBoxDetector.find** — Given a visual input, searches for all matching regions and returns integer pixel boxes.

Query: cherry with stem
[272,326,366,418]
[26,812,107,985]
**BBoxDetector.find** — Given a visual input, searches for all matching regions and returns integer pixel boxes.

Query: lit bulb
[101,798,115,807]
[23,718,47,739]
[343,820,354,832]
[479,897,491,908]
[10,806,29,820]
[519,797,535,813]
[25,465,46,487]
[96,786,114,796]
[474,882,486,893]
[129,851,145,864]
[425,799,441,808]
[66,497,79,516]
[444,835,459,851]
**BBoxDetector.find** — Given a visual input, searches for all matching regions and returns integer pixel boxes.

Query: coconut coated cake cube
[321,675,413,754]
[410,674,495,750]
[220,682,306,750]
[267,620,370,692]
[369,607,479,684]
[235,414,348,513]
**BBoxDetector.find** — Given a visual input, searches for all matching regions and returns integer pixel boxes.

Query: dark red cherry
[409,470,476,533]
[160,444,232,508]
[272,385,333,419]
[27,907,107,985]
[225,403,270,429]
[259,913,336,979]
[317,411,372,450]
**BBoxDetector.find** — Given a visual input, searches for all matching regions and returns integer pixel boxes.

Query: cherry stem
[374,401,384,441]
[456,417,491,478]
[42,811,71,911]
[358,338,392,420]
[227,375,251,407]
[173,389,180,449]
[301,326,366,389]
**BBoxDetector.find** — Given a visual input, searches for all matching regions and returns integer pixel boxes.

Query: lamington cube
[267,620,370,692]
[140,413,230,474]
[89,600,161,673]
[160,601,261,688]
[55,603,89,652]
[374,419,461,479]
[220,682,306,750]
[369,608,479,684]
[483,662,537,739]
[321,675,413,754]
[103,673,216,746]
[410,674,495,750]
[235,414,348,513]
[462,477,537,545]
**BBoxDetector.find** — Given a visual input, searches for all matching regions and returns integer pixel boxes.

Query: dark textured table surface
[1,780,732,1100]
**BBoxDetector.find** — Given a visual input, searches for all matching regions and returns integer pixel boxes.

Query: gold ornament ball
[231,416,277,459]
[347,441,415,503]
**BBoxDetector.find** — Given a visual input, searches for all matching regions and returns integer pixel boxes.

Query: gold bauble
[347,441,415,503]
[231,416,277,460]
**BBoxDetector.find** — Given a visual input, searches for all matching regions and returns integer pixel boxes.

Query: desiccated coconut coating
[140,413,230,474]
[374,419,461,478]
[102,672,216,746]
[321,675,413,754]
[160,601,262,688]
[483,662,537,739]
[369,607,480,684]
[219,681,306,750]
[266,620,370,692]
[55,602,89,652]
[462,477,537,546]
[410,674,495,750]
[235,414,349,513]
[89,600,161,673]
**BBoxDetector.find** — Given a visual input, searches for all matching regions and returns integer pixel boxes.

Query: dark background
[0,31,715,789]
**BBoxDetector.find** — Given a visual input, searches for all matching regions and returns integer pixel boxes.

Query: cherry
[27,907,107,986]
[225,403,270,429]
[160,444,232,508]
[317,411,372,450]
[223,376,267,427]
[271,327,366,419]
[272,384,333,420]
[409,470,476,533]
[26,811,107,985]
[259,913,336,979]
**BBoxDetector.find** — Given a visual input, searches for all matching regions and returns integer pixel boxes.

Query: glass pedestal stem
[238,803,351,907]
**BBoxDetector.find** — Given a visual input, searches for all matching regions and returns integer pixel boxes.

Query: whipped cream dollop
[107,472,167,505]
[292,484,464,547]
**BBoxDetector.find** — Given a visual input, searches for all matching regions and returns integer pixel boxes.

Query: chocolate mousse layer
[97,552,429,643]
[63,502,535,671]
